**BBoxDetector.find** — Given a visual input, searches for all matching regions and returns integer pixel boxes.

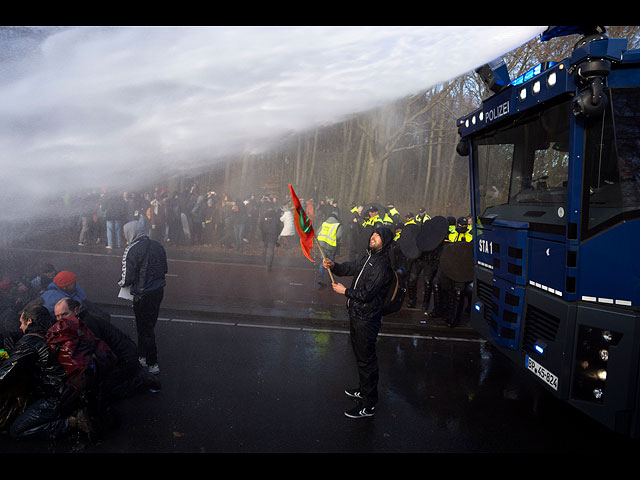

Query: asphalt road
[0,245,638,455]
[0,307,637,454]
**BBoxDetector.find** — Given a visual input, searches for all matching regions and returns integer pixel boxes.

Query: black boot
[422,281,432,311]
[448,287,464,328]
[428,283,443,318]
[407,283,417,308]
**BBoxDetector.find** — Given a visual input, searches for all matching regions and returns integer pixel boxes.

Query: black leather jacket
[0,327,66,401]
[332,226,394,322]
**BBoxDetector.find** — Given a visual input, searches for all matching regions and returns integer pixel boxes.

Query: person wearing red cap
[39,270,87,317]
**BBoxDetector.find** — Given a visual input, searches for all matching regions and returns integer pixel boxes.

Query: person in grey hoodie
[119,221,168,375]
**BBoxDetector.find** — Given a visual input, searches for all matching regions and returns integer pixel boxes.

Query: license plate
[525,355,558,391]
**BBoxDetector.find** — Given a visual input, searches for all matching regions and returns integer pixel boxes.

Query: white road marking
[111,314,484,343]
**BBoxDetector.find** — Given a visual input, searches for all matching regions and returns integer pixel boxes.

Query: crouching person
[0,304,91,439]
[54,297,161,401]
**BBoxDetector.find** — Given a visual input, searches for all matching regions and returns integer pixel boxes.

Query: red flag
[288,184,315,262]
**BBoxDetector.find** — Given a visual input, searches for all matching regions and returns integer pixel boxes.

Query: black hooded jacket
[119,221,168,297]
[331,226,394,322]
[0,325,66,402]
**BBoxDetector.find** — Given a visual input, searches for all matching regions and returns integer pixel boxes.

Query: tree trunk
[348,129,366,205]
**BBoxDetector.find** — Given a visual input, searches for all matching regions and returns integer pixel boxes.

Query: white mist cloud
[0,25,544,219]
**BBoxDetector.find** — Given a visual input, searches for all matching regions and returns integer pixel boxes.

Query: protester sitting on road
[40,270,87,317]
[54,297,161,400]
[0,304,92,439]
[28,263,57,295]
[0,280,36,348]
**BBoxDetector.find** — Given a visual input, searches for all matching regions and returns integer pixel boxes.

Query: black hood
[371,225,394,254]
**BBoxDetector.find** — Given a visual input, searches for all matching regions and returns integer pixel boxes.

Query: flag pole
[314,234,336,284]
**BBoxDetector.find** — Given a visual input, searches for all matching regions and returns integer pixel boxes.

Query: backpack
[381,269,407,316]
[261,208,282,237]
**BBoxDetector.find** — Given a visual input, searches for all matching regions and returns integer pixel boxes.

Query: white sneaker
[148,364,160,375]
[138,357,147,367]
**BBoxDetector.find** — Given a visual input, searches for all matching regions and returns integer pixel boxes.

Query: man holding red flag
[323,225,394,419]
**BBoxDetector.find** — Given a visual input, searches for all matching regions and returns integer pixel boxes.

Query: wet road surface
[0,306,637,454]
[0,245,638,453]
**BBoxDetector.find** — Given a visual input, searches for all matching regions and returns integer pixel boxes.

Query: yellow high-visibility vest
[448,230,473,242]
[318,221,340,247]
[362,214,382,228]
[394,218,417,241]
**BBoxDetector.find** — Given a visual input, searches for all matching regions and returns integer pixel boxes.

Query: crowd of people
[0,182,476,436]
[0,261,161,442]
[72,184,302,252]
[68,182,475,327]
[326,202,474,328]
[68,183,469,254]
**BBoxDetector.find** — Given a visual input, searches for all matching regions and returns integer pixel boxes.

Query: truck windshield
[583,87,640,239]
[475,100,571,228]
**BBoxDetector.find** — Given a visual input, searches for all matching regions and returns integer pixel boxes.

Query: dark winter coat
[103,194,126,222]
[259,206,284,243]
[119,221,168,297]
[0,327,66,402]
[331,226,394,322]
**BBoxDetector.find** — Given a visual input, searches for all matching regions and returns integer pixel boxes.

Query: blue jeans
[106,219,122,247]
[234,224,245,250]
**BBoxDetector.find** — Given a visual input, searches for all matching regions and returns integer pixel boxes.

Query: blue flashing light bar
[510,62,557,86]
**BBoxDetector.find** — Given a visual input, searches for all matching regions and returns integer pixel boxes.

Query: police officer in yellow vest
[317,210,343,287]
[448,217,473,242]
[362,205,383,228]
[358,205,384,255]
[430,216,473,327]
[383,203,400,228]
[348,204,362,261]
[406,213,439,310]
[416,208,431,224]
